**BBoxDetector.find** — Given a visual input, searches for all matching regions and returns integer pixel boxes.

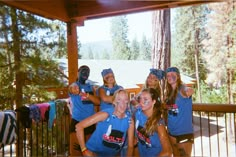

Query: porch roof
[0,0,223,25]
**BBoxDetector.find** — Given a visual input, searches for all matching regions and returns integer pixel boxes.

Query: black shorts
[70,118,96,135]
[169,133,194,144]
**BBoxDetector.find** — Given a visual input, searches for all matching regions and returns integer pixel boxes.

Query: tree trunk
[152,9,171,122]
[192,6,202,103]
[152,9,171,70]
[152,9,171,106]
[194,28,202,102]
[227,36,233,104]
[11,8,24,157]
[227,35,234,135]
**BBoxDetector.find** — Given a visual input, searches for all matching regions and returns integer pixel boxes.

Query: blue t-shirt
[86,108,131,156]
[135,107,163,157]
[167,92,193,135]
[97,84,123,110]
[69,81,95,121]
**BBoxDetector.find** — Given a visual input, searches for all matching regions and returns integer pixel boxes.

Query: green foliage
[0,5,67,108]
[102,49,110,59]
[171,3,236,103]
[88,47,94,59]
[172,5,208,80]
[197,81,227,103]
[202,2,236,103]
[110,16,131,60]
[139,34,151,60]
[78,38,82,59]
[50,22,68,58]
[130,36,140,60]
[228,5,236,96]
[80,41,112,60]
[203,3,233,85]
[94,52,100,59]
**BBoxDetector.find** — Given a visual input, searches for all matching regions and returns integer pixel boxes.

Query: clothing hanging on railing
[48,99,68,128]
[48,101,56,128]
[0,110,17,148]
[36,103,50,121]
[15,99,68,129]
[15,105,31,128]
[29,104,41,123]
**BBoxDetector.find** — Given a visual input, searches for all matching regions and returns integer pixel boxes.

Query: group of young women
[68,65,194,157]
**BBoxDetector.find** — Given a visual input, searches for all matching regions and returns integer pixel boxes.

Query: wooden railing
[192,103,236,157]
[1,103,235,157]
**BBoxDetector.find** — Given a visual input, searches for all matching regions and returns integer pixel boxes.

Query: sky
[77,11,152,43]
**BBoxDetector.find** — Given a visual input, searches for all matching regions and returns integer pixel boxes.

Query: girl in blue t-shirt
[130,68,165,107]
[97,68,123,110]
[164,67,194,157]
[135,88,172,157]
[76,89,134,157]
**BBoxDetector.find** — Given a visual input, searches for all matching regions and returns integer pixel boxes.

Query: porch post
[67,22,78,85]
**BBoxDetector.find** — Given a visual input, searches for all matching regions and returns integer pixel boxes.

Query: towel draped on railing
[0,110,17,148]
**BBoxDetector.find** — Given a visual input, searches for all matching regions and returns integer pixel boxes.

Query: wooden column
[67,22,78,85]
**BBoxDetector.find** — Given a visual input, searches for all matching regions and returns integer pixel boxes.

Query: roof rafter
[0,0,225,24]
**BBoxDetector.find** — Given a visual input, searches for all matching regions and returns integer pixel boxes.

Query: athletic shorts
[169,133,194,144]
[70,118,96,135]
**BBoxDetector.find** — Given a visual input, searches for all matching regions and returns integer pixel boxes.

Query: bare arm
[98,87,113,103]
[180,85,194,98]
[126,118,134,156]
[79,86,101,106]
[75,111,109,154]
[157,125,172,157]
[90,86,101,105]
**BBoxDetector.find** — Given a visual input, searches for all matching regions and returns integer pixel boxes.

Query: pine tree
[88,47,94,59]
[0,5,66,109]
[139,34,151,60]
[172,5,209,102]
[130,36,140,60]
[229,3,236,103]
[203,2,235,104]
[94,52,100,59]
[101,49,110,60]
[110,16,131,60]
[173,5,208,78]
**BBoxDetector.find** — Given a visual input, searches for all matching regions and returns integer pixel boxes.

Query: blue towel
[48,101,56,128]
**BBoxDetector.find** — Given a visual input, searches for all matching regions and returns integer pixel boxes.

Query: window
[130,92,135,99]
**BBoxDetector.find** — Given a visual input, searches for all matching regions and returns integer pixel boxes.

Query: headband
[166,67,180,74]
[149,68,165,80]
[101,68,113,77]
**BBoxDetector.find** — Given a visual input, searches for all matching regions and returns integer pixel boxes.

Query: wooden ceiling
[0,0,224,25]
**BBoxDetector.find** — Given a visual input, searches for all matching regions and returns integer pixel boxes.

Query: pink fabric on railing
[36,103,50,121]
